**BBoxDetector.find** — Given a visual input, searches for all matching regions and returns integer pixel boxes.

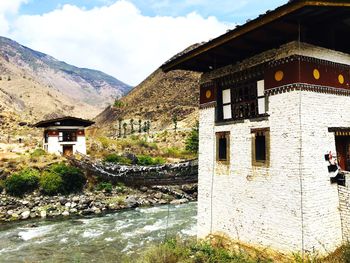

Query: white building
[34,117,94,156]
[162,0,350,255]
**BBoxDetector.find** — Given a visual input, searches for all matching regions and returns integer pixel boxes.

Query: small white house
[34,117,94,156]
[162,0,350,255]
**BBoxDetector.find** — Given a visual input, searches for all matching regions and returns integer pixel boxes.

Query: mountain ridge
[0,36,132,110]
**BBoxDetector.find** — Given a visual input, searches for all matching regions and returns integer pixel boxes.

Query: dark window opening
[335,135,350,171]
[216,132,230,163]
[219,137,228,161]
[255,134,266,161]
[252,128,270,167]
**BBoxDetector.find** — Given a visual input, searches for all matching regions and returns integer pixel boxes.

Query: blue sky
[1,0,287,85]
[20,0,286,24]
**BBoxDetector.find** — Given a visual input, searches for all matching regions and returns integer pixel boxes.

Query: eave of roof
[161,0,350,72]
[33,116,95,128]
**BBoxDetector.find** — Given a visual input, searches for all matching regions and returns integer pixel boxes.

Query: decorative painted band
[265,83,350,96]
[199,101,217,109]
[200,54,350,106]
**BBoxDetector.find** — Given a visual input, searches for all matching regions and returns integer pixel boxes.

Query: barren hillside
[94,68,201,132]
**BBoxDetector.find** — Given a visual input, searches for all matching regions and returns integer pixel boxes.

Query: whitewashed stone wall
[198,92,305,252]
[338,174,350,241]
[197,42,350,254]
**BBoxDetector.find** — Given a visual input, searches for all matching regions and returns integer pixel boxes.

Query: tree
[146,121,151,135]
[172,114,178,132]
[123,122,128,138]
[130,119,134,134]
[185,121,199,154]
[138,119,142,133]
[118,119,123,138]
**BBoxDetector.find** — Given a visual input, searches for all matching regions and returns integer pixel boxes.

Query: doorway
[335,136,350,171]
[63,145,73,157]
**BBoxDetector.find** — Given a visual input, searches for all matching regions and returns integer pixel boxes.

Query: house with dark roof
[162,0,350,255]
[34,117,94,156]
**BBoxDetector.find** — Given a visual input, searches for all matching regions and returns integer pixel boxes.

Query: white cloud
[3,0,230,86]
[0,0,28,35]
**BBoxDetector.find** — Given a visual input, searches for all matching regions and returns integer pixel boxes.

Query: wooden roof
[34,117,95,128]
[161,0,350,73]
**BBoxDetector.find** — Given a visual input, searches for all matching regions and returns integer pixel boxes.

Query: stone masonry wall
[197,42,350,254]
[198,92,304,253]
[338,174,350,241]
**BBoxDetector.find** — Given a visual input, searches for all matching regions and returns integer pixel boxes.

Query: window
[44,131,49,143]
[58,131,77,142]
[217,78,267,122]
[216,132,230,163]
[257,80,267,115]
[251,128,270,167]
[222,89,232,120]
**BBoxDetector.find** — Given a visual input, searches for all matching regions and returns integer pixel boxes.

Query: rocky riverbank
[0,184,197,222]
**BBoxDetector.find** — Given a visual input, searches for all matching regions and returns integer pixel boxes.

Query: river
[0,202,197,263]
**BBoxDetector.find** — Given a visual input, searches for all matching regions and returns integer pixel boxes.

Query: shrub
[185,122,199,154]
[342,242,350,263]
[113,99,124,108]
[40,171,63,195]
[103,154,132,165]
[30,148,46,158]
[0,180,4,193]
[164,147,183,158]
[98,137,110,149]
[137,155,165,166]
[96,182,113,193]
[5,168,40,196]
[48,163,86,193]
[139,238,255,263]
[116,182,126,193]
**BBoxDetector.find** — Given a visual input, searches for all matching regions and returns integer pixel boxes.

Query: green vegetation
[136,155,165,166]
[135,237,350,263]
[137,238,269,263]
[48,163,86,193]
[103,154,132,165]
[185,122,199,154]
[3,164,85,196]
[96,182,113,193]
[5,168,40,196]
[30,148,46,158]
[103,153,165,166]
[39,171,63,195]
[0,180,4,193]
[113,99,124,108]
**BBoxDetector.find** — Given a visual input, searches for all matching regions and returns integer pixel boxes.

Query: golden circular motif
[205,90,212,99]
[313,69,320,80]
[338,74,345,84]
[274,70,284,82]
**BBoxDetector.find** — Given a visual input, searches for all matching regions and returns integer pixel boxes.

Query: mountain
[0,36,132,121]
[94,68,201,132]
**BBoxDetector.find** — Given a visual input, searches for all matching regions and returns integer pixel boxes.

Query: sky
[0,0,286,86]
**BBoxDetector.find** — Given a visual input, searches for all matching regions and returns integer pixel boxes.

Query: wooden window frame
[216,132,230,164]
[251,128,270,167]
[216,78,267,123]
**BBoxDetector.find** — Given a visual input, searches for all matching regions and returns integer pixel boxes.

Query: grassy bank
[132,236,350,263]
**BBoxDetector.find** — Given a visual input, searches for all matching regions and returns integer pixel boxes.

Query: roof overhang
[34,117,95,128]
[161,1,350,73]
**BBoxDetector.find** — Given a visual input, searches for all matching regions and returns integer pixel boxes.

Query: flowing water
[0,202,197,263]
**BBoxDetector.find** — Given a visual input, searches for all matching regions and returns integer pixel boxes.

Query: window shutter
[257,80,266,115]
[222,89,232,119]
